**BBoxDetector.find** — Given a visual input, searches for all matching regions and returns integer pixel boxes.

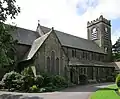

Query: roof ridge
[40,25,93,42]
[56,30,92,42]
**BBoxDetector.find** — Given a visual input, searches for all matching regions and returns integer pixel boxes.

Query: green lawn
[90,84,120,99]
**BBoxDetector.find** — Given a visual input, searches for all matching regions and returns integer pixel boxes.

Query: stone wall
[63,46,105,62]
[87,16,112,62]
[69,66,113,84]
[34,31,68,76]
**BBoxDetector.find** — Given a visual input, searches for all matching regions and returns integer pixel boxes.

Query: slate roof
[11,25,105,53]
[55,31,104,53]
[40,26,105,54]
[13,25,105,62]
[69,58,114,67]
[12,27,39,45]
[23,31,51,61]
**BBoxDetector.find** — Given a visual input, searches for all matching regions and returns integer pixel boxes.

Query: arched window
[47,57,50,72]
[91,27,98,40]
[92,27,97,33]
[56,58,59,75]
[51,51,55,74]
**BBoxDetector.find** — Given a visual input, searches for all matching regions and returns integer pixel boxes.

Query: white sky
[7,0,120,44]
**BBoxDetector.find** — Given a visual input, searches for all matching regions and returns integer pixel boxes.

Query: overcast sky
[7,0,120,44]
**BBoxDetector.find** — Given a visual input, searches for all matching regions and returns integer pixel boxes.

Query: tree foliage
[112,37,120,61]
[0,0,20,68]
[0,0,20,22]
[112,52,120,61]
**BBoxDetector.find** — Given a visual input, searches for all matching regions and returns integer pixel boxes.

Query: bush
[20,75,34,92]
[43,86,56,92]
[116,74,120,88]
[19,66,35,92]
[34,75,44,87]
[29,85,39,93]
[41,73,53,86]
[21,67,34,77]
[1,71,68,92]
[40,85,58,92]
[1,71,22,91]
[39,73,68,92]
[79,74,88,85]
[52,75,68,87]
[1,69,35,92]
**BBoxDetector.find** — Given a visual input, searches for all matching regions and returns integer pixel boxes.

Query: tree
[0,0,20,22]
[0,0,20,69]
[112,37,120,61]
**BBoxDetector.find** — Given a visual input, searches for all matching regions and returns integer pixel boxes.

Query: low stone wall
[0,92,43,99]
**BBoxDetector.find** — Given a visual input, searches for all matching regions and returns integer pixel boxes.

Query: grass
[90,84,120,99]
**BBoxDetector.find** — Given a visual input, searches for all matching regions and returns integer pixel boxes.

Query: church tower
[87,15,112,62]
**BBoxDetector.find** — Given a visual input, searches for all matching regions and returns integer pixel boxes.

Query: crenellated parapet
[87,15,111,27]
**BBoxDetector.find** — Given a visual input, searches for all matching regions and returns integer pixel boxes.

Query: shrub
[39,88,46,92]
[42,86,55,92]
[41,73,53,86]
[1,71,22,91]
[29,85,39,93]
[116,74,120,88]
[1,70,35,92]
[0,81,5,89]
[39,73,68,92]
[79,74,88,85]
[52,75,68,87]
[1,71,68,92]
[40,85,57,92]
[21,66,34,77]
[19,66,35,92]
[34,75,44,87]
[20,75,34,92]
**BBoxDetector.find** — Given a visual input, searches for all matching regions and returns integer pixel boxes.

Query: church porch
[68,60,115,84]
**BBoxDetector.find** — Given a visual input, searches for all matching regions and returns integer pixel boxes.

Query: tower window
[91,27,98,40]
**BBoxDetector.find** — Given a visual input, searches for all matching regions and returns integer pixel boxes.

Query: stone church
[13,15,115,84]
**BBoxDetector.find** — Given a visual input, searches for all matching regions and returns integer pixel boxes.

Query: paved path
[0,82,114,99]
[38,82,114,99]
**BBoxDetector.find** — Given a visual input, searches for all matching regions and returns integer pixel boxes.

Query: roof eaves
[21,30,52,62]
